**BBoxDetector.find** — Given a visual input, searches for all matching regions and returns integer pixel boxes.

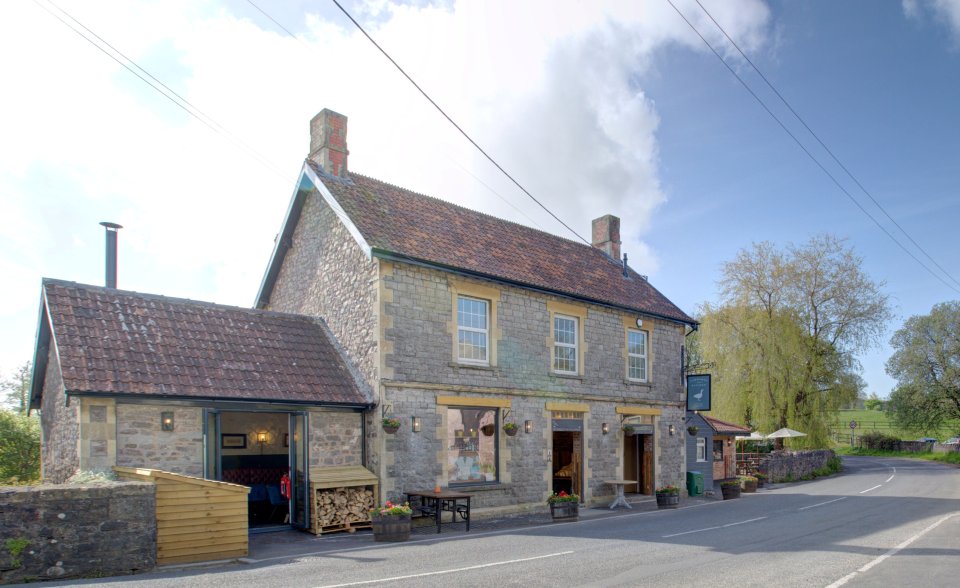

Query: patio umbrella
[765,428,807,439]
[736,432,766,441]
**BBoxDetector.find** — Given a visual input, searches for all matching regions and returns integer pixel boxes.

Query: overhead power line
[34,0,295,187]
[692,0,960,292]
[665,0,960,296]
[254,0,590,247]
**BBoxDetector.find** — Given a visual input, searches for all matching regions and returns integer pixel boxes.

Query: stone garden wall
[0,482,155,584]
[762,450,836,483]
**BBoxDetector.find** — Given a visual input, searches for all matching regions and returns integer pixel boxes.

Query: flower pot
[687,426,699,436]
[504,426,518,437]
[655,492,680,509]
[382,423,399,434]
[720,484,741,500]
[372,513,411,542]
[550,502,579,522]
[742,479,757,493]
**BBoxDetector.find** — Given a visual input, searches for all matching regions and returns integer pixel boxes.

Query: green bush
[860,431,900,451]
[0,410,40,485]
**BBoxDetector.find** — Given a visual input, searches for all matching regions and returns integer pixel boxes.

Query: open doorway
[623,433,654,495]
[205,411,308,531]
[552,430,582,499]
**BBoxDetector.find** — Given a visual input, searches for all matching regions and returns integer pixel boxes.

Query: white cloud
[0,0,771,375]
[904,0,960,37]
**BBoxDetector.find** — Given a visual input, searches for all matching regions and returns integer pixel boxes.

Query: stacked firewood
[314,486,375,528]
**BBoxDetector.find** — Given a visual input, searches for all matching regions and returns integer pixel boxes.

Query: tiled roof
[311,163,694,324]
[703,415,752,435]
[41,279,370,405]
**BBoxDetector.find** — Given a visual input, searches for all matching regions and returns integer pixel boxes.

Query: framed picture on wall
[283,433,289,448]
[221,434,247,449]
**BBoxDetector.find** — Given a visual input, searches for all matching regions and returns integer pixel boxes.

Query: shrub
[860,431,900,451]
[66,470,118,484]
[720,480,740,488]
[0,411,40,485]
[547,490,579,505]
[656,485,680,495]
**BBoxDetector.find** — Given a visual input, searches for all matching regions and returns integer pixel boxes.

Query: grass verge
[835,446,960,465]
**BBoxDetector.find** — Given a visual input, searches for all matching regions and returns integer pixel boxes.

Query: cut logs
[308,466,380,535]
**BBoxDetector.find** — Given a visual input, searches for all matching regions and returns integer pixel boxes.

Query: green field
[829,409,960,443]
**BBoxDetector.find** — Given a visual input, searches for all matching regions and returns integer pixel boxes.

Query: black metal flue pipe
[99,221,122,288]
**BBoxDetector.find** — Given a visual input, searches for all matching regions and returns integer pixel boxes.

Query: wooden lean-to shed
[308,465,379,535]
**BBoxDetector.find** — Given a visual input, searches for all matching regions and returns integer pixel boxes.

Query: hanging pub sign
[686,374,711,411]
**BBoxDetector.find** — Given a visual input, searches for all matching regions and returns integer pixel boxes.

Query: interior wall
[220,412,288,456]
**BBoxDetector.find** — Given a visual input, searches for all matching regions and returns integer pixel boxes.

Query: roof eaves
[372,248,697,327]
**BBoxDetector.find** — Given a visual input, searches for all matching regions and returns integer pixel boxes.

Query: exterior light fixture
[668,424,676,436]
[602,423,609,435]
[257,432,268,446]
[412,416,422,433]
[161,412,174,432]
[727,438,732,447]
[524,420,532,434]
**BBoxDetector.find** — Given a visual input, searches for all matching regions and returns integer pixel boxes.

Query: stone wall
[309,411,364,468]
[116,404,203,477]
[762,450,836,483]
[40,350,79,484]
[0,482,155,584]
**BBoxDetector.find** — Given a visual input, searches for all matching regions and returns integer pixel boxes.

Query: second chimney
[99,221,122,289]
[591,215,621,261]
[308,108,349,178]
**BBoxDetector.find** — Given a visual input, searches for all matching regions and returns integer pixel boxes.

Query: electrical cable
[665,0,960,295]
[693,0,960,291]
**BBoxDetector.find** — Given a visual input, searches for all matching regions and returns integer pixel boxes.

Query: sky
[2,0,959,399]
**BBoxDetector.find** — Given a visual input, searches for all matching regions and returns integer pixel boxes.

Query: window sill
[449,482,508,492]
[450,362,498,373]
[624,379,653,388]
[550,372,583,381]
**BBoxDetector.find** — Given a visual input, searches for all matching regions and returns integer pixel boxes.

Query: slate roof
[307,162,694,324]
[703,415,752,435]
[37,279,370,405]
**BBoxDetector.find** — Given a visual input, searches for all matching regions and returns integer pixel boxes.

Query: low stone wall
[761,450,836,483]
[0,482,156,584]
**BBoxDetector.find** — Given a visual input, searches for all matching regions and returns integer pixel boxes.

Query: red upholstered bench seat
[222,467,287,486]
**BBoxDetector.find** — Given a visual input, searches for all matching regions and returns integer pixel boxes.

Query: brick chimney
[592,215,621,261]
[308,109,349,178]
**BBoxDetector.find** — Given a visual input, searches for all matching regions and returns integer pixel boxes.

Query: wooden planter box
[656,492,680,509]
[742,479,758,493]
[721,484,741,500]
[309,466,380,535]
[371,513,411,542]
[550,502,579,522]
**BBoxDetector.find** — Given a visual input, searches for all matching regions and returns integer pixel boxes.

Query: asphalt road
[25,456,960,588]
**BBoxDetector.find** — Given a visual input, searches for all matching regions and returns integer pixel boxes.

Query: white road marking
[859,484,882,494]
[662,526,721,538]
[824,513,959,588]
[662,516,766,537]
[799,497,847,511]
[314,551,575,587]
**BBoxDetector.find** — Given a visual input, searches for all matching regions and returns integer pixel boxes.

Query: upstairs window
[457,296,488,364]
[553,315,579,374]
[627,329,648,381]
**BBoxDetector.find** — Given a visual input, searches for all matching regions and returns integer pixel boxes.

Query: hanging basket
[382,418,400,434]
[687,425,699,436]
[480,424,496,437]
[503,423,519,437]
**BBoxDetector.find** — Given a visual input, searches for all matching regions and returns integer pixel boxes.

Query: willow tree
[697,235,890,447]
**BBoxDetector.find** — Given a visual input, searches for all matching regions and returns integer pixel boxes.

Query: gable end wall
[40,347,79,483]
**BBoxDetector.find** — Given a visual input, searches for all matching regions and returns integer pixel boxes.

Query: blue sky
[1,0,958,400]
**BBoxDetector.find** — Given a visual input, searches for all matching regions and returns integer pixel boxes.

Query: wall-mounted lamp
[257,432,268,446]
[668,424,676,436]
[727,438,732,447]
[412,416,421,433]
[602,422,609,435]
[161,412,174,432]
[524,420,532,434]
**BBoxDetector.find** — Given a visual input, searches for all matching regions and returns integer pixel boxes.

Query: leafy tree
[1,362,32,414]
[0,410,41,484]
[864,392,883,411]
[698,235,891,447]
[886,301,960,433]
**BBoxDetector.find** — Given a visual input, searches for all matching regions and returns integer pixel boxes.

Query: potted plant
[753,472,767,488]
[381,417,401,434]
[547,491,579,522]
[503,422,519,437]
[369,501,413,542]
[622,424,636,435]
[687,425,699,436]
[740,475,758,493]
[655,485,681,509]
[720,480,741,500]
